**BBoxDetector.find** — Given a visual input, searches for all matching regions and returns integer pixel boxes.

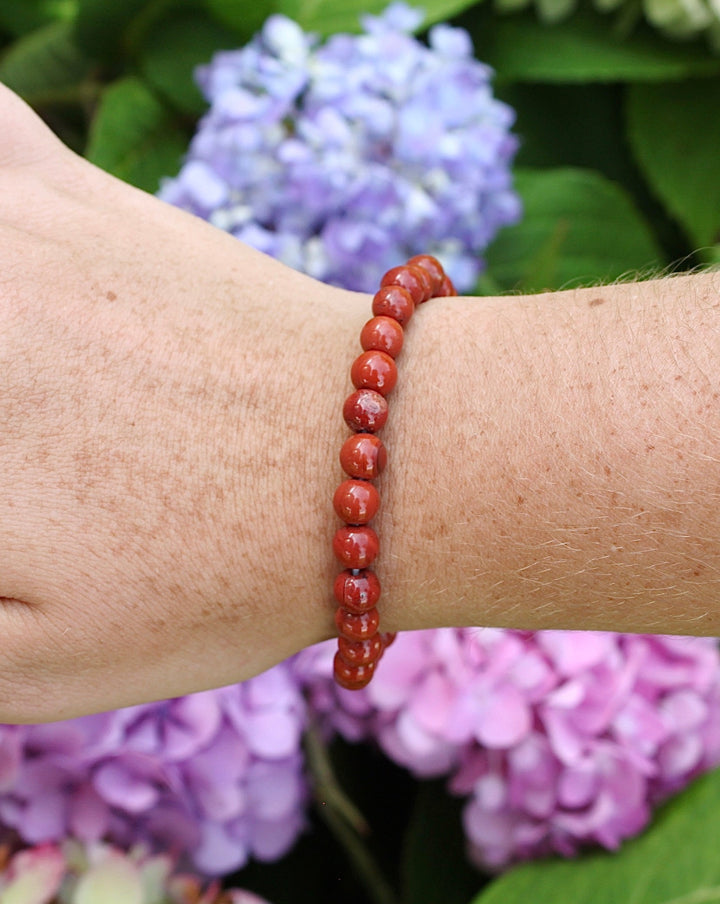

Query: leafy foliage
[85,76,187,191]
[485,167,662,292]
[471,768,720,904]
[1,0,719,901]
[0,20,90,103]
[627,79,720,252]
[470,5,720,82]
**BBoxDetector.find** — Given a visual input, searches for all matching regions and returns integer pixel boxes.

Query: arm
[1,84,718,721]
[384,275,720,637]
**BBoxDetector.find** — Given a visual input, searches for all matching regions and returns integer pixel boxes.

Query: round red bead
[406,254,445,294]
[380,265,431,305]
[372,285,414,327]
[381,631,397,649]
[340,434,387,480]
[333,569,381,613]
[333,479,380,524]
[333,652,376,690]
[351,350,397,396]
[411,265,433,300]
[338,635,384,667]
[343,389,388,433]
[332,525,379,568]
[360,316,404,358]
[333,254,449,692]
[335,605,380,640]
[438,274,457,296]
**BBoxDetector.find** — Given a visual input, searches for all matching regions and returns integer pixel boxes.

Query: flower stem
[304,721,399,904]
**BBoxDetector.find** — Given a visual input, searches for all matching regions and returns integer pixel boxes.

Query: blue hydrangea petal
[162,7,521,293]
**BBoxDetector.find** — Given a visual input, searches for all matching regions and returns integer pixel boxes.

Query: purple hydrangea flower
[158,3,521,292]
[296,629,720,869]
[0,666,308,876]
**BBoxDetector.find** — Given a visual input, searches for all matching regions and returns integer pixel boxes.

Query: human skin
[1,84,719,722]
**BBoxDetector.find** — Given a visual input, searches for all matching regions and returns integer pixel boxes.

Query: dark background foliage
[2,1,720,902]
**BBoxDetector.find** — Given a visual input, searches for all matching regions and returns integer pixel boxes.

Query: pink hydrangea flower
[296,628,720,868]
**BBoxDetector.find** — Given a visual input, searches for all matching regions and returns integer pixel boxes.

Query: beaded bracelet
[331,255,457,690]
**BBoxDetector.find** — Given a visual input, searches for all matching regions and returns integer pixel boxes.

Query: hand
[0,85,360,721]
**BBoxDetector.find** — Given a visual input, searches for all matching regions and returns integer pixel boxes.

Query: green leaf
[401,781,484,904]
[74,0,202,58]
[495,81,693,260]
[74,0,148,56]
[139,11,238,114]
[86,76,187,192]
[0,0,76,37]
[471,7,720,83]
[205,0,277,39]
[498,83,627,178]
[280,0,477,34]
[472,767,720,904]
[627,79,720,251]
[485,167,663,292]
[0,20,89,104]
[207,0,479,37]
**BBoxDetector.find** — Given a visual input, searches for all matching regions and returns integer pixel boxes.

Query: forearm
[379,273,720,635]
[3,71,719,722]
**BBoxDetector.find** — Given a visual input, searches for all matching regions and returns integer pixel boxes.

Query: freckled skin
[0,83,720,721]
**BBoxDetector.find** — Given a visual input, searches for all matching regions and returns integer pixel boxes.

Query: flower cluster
[0,840,272,904]
[495,0,720,49]
[296,628,720,868]
[0,667,308,876]
[159,4,521,292]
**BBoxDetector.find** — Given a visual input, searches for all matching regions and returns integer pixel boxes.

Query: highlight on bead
[350,350,398,396]
[333,569,382,612]
[332,254,456,690]
[343,388,389,433]
[339,434,387,480]
[360,316,405,358]
[372,285,415,326]
[333,480,381,524]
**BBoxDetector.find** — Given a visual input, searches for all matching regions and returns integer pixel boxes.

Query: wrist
[213,261,372,668]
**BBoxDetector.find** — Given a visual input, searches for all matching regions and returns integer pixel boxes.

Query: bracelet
[331,255,457,690]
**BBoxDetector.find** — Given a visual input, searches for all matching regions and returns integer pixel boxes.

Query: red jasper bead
[332,525,379,568]
[406,254,445,293]
[360,316,404,358]
[372,285,415,327]
[381,631,397,649]
[381,265,431,305]
[340,433,387,480]
[335,605,380,640]
[411,264,434,300]
[333,479,380,524]
[351,350,397,396]
[338,634,384,667]
[343,389,388,433]
[332,255,452,691]
[333,652,376,690]
[438,273,457,296]
[333,569,381,613]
